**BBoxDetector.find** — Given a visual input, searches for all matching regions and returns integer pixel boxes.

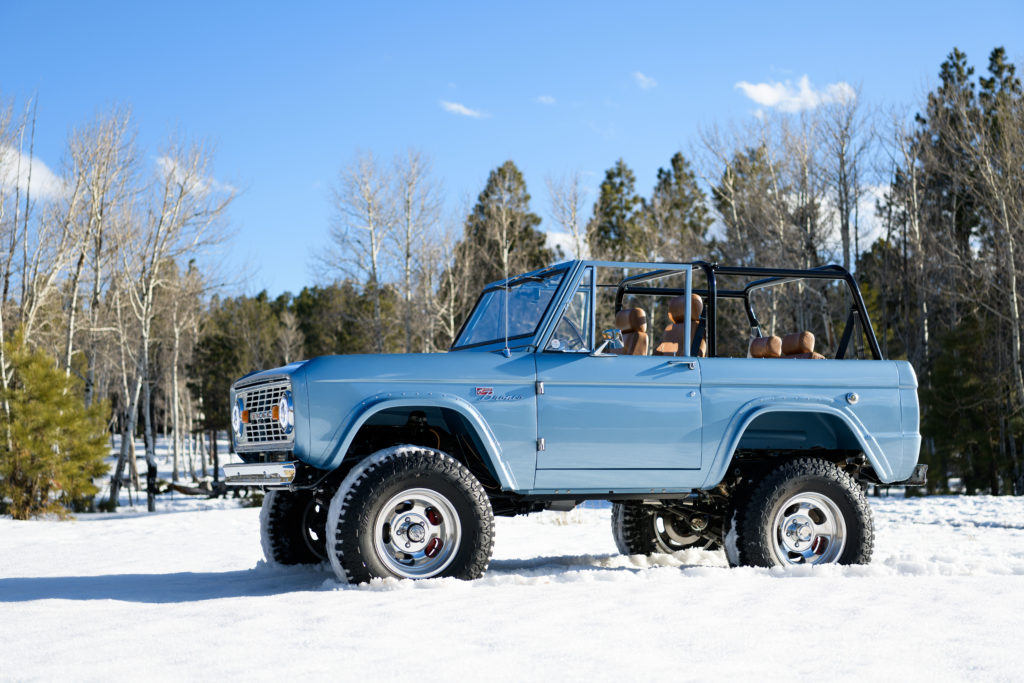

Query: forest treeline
[1,46,1022,517]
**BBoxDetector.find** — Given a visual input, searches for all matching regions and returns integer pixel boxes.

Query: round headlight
[231,398,244,437]
[277,391,294,434]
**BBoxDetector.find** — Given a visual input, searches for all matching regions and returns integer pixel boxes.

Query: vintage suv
[225,260,925,583]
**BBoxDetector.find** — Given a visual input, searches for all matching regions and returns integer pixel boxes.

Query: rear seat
[749,331,825,359]
[781,331,825,359]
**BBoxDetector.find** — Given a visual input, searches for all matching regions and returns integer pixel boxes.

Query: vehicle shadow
[488,550,725,577]
[0,565,331,604]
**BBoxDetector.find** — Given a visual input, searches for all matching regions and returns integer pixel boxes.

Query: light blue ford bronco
[226,260,925,582]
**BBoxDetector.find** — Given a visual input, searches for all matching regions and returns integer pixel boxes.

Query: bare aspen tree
[546,172,589,258]
[61,109,136,377]
[0,95,20,449]
[107,139,234,510]
[944,86,1024,410]
[167,262,202,481]
[392,148,441,352]
[885,110,930,366]
[276,309,304,363]
[323,151,395,353]
[427,219,468,349]
[822,87,873,272]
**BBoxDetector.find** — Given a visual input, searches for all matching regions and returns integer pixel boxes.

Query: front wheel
[726,458,873,567]
[326,446,494,583]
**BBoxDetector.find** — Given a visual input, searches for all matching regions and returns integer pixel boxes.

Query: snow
[2,492,1023,681]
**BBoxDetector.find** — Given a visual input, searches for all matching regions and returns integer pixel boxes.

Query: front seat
[613,308,648,355]
[655,294,705,357]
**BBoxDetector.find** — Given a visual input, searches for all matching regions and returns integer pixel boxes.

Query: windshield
[453,270,565,349]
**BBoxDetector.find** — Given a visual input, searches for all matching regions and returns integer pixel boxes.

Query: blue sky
[1,1,1021,297]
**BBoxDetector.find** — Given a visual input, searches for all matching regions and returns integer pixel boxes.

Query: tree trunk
[108,370,142,508]
[63,251,86,375]
[209,429,219,484]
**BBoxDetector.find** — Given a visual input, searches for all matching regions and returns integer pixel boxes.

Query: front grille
[236,379,293,450]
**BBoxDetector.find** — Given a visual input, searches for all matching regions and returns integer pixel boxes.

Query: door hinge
[536,381,545,395]
[537,437,546,452]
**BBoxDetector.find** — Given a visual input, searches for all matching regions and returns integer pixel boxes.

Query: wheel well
[340,406,503,492]
[737,411,862,452]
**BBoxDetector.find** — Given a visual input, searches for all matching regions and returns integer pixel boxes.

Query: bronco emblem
[475,387,493,396]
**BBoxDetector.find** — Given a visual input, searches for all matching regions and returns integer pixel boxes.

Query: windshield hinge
[537,437,546,452]
[536,381,545,395]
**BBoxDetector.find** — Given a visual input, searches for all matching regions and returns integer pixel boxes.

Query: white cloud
[0,145,66,200]
[156,156,236,196]
[545,230,588,259]
[536,95,556,105]
[632,71,658,90]
[735,75,855,112]
[440,101,485,118]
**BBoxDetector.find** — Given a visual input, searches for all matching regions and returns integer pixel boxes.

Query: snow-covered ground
[1,493,1023,681]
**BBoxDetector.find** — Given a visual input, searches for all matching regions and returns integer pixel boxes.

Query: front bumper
[223,461,297,486]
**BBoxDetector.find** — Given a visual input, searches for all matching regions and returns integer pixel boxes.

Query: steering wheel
[552,316,587,351]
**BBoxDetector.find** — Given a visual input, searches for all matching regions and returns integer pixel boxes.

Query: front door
[533,352,702,490]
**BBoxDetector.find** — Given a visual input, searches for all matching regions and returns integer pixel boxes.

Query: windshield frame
[450,264,571,351]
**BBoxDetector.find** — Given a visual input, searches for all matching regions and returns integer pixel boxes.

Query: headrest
[615,308,647,334]
[750,335,782,358]
[782,331,815,355]
[669,294,703,325]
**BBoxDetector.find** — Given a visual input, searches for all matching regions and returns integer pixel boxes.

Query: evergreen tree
[0,332,109,519]
[586,159,642,260]
[444,161,551,323]
[642,152,712,261]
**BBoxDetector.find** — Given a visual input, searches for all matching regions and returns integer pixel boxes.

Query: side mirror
[592,329,624,355]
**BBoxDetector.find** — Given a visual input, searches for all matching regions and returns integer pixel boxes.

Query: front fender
[701,396,894,488]
[317,392,519,490]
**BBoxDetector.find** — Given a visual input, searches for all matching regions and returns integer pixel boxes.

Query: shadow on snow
[0,564,328,604]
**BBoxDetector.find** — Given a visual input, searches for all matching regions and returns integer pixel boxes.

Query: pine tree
[642,152,711,261]
[586,159,642,260]
[0,332,109,519]
[444,161,551,323]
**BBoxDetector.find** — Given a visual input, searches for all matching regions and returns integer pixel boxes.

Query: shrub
[0,334,109,519]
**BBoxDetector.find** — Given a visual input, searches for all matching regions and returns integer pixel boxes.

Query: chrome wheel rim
[771,492,847,565]
[654,513,700,551]
[372,488,461,578]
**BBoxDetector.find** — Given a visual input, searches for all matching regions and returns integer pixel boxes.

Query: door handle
[665,360,696,369]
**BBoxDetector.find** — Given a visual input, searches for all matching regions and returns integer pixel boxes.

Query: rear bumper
[222,461,297,486]
[892,463,928,486]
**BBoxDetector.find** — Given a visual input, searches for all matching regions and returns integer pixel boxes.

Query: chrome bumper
[222,461,297,486]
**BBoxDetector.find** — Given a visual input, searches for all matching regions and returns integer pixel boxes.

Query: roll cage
[613,262,883,360]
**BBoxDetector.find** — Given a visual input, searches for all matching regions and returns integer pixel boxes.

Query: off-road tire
[726,458,873,567]
[611,502,713,555]
[260,489,328,565]
[327,446,494,583]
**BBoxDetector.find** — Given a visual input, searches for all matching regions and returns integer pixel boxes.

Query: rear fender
[702,397,893,487]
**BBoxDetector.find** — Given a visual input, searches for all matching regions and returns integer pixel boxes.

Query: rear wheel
[726,458,873,567]
[327,446,494,583]
[611,502,713,555]
[260,489,328,565]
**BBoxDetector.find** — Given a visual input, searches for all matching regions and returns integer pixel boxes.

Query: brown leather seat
[613,308,648,355]
[781,331,825,359]
[655,294,705,357]
[749,335,782,358]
